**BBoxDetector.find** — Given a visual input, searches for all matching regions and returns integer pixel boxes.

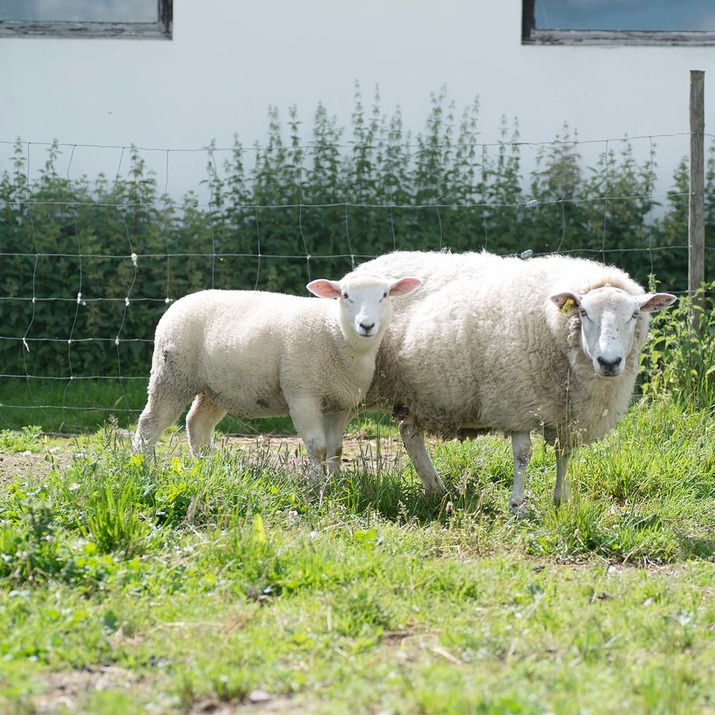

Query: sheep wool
[355,250,676,511]
[132,272,421,479]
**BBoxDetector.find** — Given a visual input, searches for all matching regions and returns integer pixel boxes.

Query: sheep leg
[323,411,353,476]
[553,446,570,506]
[509,431,532,516]
[398,420,446,494]
[133,390,188,453]
[289,398,329,481]
[186,393,227,455]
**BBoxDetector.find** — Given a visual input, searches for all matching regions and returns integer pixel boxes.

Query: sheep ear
[389,277,422,297]
[638,292,677,313]
[306,279,342,299]
[550,291,581,315]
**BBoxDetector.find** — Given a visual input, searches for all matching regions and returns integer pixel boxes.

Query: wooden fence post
[689,69,705,331]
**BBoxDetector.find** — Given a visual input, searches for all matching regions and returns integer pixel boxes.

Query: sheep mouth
[596,365,624,378]
[594,356,624,378]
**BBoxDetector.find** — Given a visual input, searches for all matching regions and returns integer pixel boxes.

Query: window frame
[0,0,172,39]
[522,0,715,46]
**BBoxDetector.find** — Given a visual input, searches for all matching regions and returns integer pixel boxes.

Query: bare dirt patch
[0,440,77,484]
[221,432,407,473]
[0,432,408,484]
[30,666,302,714]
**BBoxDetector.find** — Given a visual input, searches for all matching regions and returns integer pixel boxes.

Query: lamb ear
[389,277,422,297]
[306,279,341,299]
[638,292,677,313]
[550,291,581,315]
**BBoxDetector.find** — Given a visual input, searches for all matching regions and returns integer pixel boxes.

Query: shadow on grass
[677,534,715,559]
[325,463,508,526]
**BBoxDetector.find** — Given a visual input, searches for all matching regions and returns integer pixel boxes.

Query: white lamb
[355,250,676,512]
[132,272,422,477]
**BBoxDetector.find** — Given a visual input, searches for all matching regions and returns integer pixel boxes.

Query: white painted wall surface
[2,0,714,198]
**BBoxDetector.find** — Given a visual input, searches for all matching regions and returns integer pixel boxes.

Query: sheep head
[551,286,676,378]
[307,274,422,349]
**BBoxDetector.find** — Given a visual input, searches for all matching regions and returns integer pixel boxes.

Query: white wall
[2,0,714,199]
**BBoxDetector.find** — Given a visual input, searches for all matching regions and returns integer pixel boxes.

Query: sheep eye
[382,291,388,299]
[341,291,349,300]
[632,311,639,320]
[579,309,588,318]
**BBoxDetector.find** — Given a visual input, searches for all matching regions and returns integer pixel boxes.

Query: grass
[0,376,298,435]
[0,396,714,713]
[0,377,400,440]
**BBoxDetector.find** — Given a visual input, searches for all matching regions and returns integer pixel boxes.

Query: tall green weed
[641,282,715,410]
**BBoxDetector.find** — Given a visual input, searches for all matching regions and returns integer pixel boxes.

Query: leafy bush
[0,86,711,411]
[640,281,715,410]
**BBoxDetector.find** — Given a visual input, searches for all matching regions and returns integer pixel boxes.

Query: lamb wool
[132,272,421,480]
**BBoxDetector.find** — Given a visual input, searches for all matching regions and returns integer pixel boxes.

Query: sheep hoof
[420,475,447,494]
[509,501,529,519]
[424,485,447,499]
[552,492,569,508]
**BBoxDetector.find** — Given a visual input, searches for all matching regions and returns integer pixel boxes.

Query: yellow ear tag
[561,298,575,315]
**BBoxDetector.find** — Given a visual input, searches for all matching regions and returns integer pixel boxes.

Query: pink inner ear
[640,292,677,313]
[390,277,422,296]
[307,279,340,299]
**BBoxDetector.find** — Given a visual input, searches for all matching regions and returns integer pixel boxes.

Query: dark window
[523,0,715,45]
[0,0,172,38]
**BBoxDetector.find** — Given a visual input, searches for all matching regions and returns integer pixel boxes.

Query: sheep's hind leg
[509,431,532,517]
[186,393,227,455]
[133,390,188,454]
[399,420,446,494]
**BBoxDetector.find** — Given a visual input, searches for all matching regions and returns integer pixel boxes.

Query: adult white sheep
[354,251,676,512]
[132,272,422,478]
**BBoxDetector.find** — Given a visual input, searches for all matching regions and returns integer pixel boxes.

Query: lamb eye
[341,291,349,300]
[382,291,388,299]
[632,311,639,320]
[579,309,588,318]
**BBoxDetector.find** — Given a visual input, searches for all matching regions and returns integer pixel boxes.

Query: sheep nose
[359,321,375,334]
[597,355,622,374]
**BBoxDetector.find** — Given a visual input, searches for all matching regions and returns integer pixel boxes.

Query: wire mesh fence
[0,127,711,432]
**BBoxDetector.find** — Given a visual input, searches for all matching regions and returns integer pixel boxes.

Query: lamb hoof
[304,472,332,504]
[421,476,447,495]
[509,501,529,519]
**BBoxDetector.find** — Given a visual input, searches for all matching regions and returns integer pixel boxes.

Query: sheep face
[551,287,676,378]
[307,274,422,348]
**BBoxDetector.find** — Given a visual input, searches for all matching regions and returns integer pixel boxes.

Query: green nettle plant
[640,282,715,410]
[0,86,713,421]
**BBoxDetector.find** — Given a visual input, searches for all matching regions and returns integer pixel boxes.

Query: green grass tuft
[1,399,714,713]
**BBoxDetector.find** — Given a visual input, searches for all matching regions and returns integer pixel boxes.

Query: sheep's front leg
[186,393,228,455]
[323,411,353,476]
[553,446,570,506]
[399,420,446,494]
[289,397,328,481]
[510,431,532,516]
